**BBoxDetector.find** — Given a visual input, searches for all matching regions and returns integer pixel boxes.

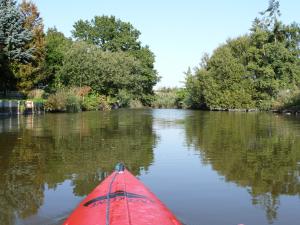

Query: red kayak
[63,163,182,225]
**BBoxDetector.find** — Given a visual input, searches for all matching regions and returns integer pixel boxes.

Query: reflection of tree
[184,112,300,223]
[0,110,156,224]
[0,130,45,224]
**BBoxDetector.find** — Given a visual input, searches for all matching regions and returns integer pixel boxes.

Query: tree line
[183,0,300,111]
[0,0,159,110]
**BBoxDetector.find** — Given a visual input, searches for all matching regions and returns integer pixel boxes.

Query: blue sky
[32,0,300,88]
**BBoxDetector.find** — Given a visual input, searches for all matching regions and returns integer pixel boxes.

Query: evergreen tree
[14,0,45,92]
[0,0,33,93]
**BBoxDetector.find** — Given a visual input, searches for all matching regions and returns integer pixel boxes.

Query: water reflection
[0,110,157,224]
[184,112,300,223]
[1,110,300,225]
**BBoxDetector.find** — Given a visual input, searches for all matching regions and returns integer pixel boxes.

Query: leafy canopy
[72,15,141,52]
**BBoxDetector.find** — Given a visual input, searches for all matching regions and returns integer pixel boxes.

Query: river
[0,109,300,225]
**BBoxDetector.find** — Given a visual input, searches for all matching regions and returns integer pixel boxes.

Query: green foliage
[129,99,144,109]
[1,10,158,106]
[274,89,300,110]
[98,95,111,111]
[44,88,81,112]
[81,93,100,111]
[72,15,141,52]
[116,89,133,107]
[27,88,44,99]
[43,28,72,91]
[152,87,185,109]
[13,0,45,92]
[81,92,111,111]
[185,1,300,110]
[45,87,111,112]
[0,0,33,92]
[72,15,159,105]
[184,67,206,109]
[58,41,154,105]
[204,43,255,109]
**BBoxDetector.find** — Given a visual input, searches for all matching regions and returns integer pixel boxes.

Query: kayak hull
[63,169,182,225]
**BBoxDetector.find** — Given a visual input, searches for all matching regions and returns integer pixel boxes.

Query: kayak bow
[63,163,182,225]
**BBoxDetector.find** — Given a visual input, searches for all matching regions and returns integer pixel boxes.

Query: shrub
[66,95,81,112]
[117,89,132,107]
[81,93,103,111]
[27,89,45,99]
[152,88,185,108]
[273,89,300,110]
[129,99,144,109]
[81,93,111,111]
[99,95,111,111]
[45,88,81,112]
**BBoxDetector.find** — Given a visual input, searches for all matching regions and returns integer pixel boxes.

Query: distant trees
[184,0,300,110]
[0,4,158,106]
[43,16,159,106]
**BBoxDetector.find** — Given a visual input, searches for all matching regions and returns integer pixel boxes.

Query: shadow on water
[0,110,157,225]
[184,111,300,224]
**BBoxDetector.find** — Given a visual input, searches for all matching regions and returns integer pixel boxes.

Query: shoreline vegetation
[1,0,300,115]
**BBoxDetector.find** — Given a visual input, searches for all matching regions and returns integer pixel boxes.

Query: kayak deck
[63,167,181,225]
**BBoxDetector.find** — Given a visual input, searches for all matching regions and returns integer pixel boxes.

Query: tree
[204,42,255,109]
[58,41,152,103]
[0,0,33,93]
[72,15,141,52]
[43,28,72,90]
[13,0,45,92]
[248,2,300,109]
[184,66,206,109]
[72,15,159,103]
[185,38,255,110]
[259,0,281,29]
[184,0,300,110]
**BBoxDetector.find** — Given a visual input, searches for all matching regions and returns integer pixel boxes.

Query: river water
[0,109,300,225]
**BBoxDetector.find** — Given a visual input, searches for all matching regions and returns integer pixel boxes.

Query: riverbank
[0,99,44,116]
[2,97,300,117]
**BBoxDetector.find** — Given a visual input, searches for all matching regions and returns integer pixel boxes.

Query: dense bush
[81,93,111,111]
[152,88,186,109]
[44,88,81,112]
[27,89,45,99]
[57,42,156,106]
[129,99,144,109]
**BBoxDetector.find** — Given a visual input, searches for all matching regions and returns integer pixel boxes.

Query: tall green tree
[13,0,45,92]
[248,1,300,109]
[0,0,33,93]
[43,28,72,90]
[72,15,141,52]
[72,15,159,104]
[184,0,300,110]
